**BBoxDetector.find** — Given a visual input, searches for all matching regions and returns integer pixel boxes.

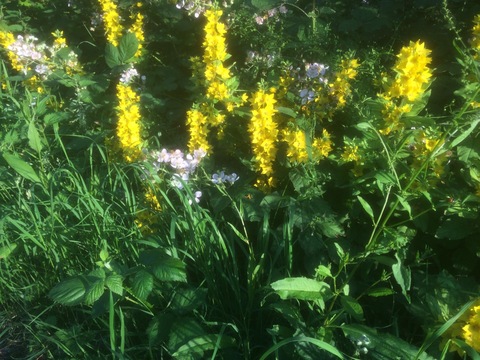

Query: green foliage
[1,0,480,359]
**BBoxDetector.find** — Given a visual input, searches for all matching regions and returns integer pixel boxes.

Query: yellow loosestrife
[203,9,231,102]
[329,58,360,108]
[116,83,142,162]
[283,128,333,164]
[249,90,278,190]
[98,0,123,46]
[381,41,432,134]
[187,108,210,153]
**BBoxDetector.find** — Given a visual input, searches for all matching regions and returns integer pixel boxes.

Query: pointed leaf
[3,153,41,183]
[271,277,330,301]
[0,243,17,260]
[140,250,187,282]
[118,32,139,63]
[105,43,121,68]
[27,122,43,153]
[172,334,236,357]
[340,295,364,321]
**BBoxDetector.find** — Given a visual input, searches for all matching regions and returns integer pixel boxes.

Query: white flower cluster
[254,5,288,25]
[120,66,139,84]
[7,33,79,79]
[211,171,239,185]
[175,0,212,18]
[151,148,206,189]
[8,35,46,75]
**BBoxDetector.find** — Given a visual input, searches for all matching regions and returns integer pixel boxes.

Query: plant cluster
[1,0,480,359]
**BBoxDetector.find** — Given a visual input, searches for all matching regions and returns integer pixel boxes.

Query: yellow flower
[187,108,210,153]
[130,10,144,58]
[116,83,142,162]
[341,144,359,162]
[387,40,432,102]
[98,0,123,46]
[329,58,360,108]
[249,90,278,190]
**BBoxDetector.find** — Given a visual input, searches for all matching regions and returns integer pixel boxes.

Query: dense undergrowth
[1,0,480,359]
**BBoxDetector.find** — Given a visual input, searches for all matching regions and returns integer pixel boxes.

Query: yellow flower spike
[249,90,279,190]
[98,0,123,46]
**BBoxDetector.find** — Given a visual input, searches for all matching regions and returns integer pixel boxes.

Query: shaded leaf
[49,276,87,306]
[105,274,123,296]
[131,269,153,301]
[340,295,364,321]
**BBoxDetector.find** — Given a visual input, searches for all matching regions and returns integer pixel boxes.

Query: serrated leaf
[3,153,41,183]
[84,269,106,305]
[271,277,330,301]
[171,287,207,313]
[44,112,70,126]
[340,295,364,321]
[450,117,480,148]
[168,318,205,353]
[105,274,123,296]
[49,276,86,306]
[132,269,153,301]
[118,32,139,63]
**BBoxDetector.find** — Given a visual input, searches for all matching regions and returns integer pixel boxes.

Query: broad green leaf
[357,196,374,220]
[105,274,123,296]
[340,295,364,321]
[315,265,332,278]
[132,269,153,301]
[105,43,121,68]
[27,121,43,153]
[140,250,187,282]
[49,276,87,306]
[171,287,207,313]
[84,269,106,305]
[342,324,434,360]
[147,314,175,347]
[172,334,236,357]
[152,257,186,282]
[0,243,17,260]
[271,277,330,301]
[118,32,139,63]
[3,153,41,183]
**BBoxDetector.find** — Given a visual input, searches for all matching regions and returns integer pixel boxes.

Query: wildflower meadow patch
[1,0,480,359]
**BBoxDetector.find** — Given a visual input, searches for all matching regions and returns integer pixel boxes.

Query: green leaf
[342,324,434,360]
[357,196,374,221]
[84,269,106,305]
[172,334,236,357]
[271,277,330,301]
[450,117,480,148]
[105,43,121,68]
[277,106,297,118]
[168,318,205,353]
[259,335,344,360]
[140,250,187,282]
[49,276,87,306]
[366,287,396,297]
[2,153,41,183]
[118,32,139,63]
[27,121,43,153]
[340,295,364,321]
[392,250,411,300]
[105,274,123,296]
[0,243,17,260]
[436,216,477,240]
[44,112,70,126]
[131,269,153,301]
[171,287,207,313]
[251,0,279,10]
